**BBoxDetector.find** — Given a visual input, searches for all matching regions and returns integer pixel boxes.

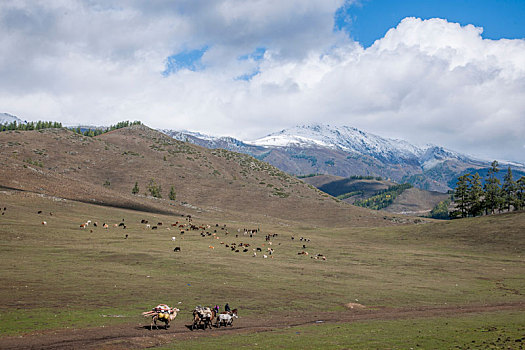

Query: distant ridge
[0,112,26,125]
[161,124,525,192]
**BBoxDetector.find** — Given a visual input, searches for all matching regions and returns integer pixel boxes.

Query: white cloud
[0,3,524,163]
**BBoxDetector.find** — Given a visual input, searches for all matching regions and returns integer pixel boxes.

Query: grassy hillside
[0,126,523,349]
[0,126,391,227]
[303,175,450,216]
[302,175,396,202]
[383,187,450,215]
[0,190,523,348]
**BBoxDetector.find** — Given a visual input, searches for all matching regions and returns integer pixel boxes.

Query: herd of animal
[27,207,329,261]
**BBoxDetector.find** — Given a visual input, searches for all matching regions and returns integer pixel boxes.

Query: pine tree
[132,182,139,195]
[169,186,176,200]
[467,172,484,217]
[147,179,162,198]
[484,161,501,214]
[516,176,525,211]
[452,174,470,218]
[501,166,517,212]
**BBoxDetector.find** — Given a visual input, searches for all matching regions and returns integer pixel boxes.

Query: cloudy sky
[1,0,524,163]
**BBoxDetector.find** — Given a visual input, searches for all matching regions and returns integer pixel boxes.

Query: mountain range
[161,124,525,193]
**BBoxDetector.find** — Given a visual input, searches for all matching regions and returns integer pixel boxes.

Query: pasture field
[160,311,525,349]
[0,189,524,348]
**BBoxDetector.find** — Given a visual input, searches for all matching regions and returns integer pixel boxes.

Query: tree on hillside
[515,176,525,211]
[147,179,162,198]
[467,172,484,217]
[132,182,139,195]
[451,174,470,218]
[484,161,501,214]
[501,166,517,212]
[169,186,176,201]
[429,199,451,220]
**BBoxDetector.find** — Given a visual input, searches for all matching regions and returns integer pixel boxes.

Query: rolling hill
[301,174,449,216]
[0,124,524,349]
[0,125,401,227]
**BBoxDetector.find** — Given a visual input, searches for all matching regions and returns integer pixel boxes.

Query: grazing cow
[125,234,128,239]
[256,248,262,252]
[152,226,157,230]
[172,237,176,241]
[146,224,151,228]
[174,247,181,252]
[118,222,125,227]
[157,222,163,226]
[41,221,47,225]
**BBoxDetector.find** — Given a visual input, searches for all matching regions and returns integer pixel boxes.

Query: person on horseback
[225,303,230,313]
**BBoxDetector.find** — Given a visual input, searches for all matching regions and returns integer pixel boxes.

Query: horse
[217,310,238,327]
[215,309,238,327]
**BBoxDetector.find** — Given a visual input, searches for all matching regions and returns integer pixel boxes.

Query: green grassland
[160,311,525,349]
[0,189,524,347]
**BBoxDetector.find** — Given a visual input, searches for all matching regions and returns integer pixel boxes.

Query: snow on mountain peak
[0,112,26,125]
[247,123,424,161]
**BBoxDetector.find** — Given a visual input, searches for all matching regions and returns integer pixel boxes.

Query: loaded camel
[142,304,180,330]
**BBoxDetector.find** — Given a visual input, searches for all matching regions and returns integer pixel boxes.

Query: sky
[0,0,524,163]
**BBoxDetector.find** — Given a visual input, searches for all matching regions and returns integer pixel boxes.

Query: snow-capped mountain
[0,112,26,125]
[248,124,426,163]
[160,124,523,192]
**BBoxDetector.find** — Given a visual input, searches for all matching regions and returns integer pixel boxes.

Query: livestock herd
[65,212,328,261]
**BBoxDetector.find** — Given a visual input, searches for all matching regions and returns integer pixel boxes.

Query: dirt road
[0,302,522,349]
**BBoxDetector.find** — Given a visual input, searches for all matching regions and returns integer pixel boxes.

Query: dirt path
[0,302,523,349]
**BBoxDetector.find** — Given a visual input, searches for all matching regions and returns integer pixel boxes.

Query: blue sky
[1,1,525,163]
[166,1,525,74]
[336,0,525,47]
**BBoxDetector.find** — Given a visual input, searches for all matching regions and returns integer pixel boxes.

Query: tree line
[451,160,525,218]
[354,183,412,210]
[1,120,62,132]
[72,120,142,137]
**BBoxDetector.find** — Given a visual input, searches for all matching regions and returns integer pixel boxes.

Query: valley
[0,125,523,349]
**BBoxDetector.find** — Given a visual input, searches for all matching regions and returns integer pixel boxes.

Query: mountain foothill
[0,123,401,227]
